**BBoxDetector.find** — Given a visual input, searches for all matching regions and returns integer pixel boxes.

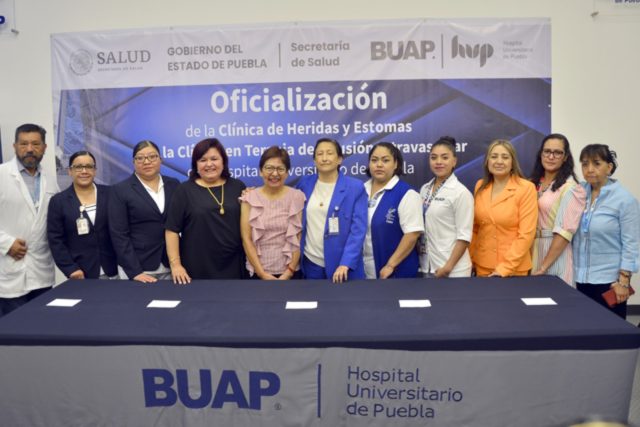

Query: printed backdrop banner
[50,19,551,189]
[0,345,636,426]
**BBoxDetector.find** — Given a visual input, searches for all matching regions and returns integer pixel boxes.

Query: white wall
[1,0,639,292]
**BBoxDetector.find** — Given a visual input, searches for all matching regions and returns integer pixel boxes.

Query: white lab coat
[0,157,59,298]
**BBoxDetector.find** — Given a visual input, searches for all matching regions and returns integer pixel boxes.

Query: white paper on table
[147,300,181,308]
[285,301,318,310]
[521,297,557,306]
[46,298,81,307]
[399,299,431,308]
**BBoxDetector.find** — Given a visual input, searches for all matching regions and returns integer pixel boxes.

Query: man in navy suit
[108,141,180,283]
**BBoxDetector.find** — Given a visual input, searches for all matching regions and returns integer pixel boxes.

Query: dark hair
[313,137,343,158]
[431,136,457,156]
[366,142,404,177]
[529,133,578,191]
[132,140,160,158]
[579,144,618,176]
[15,123,46,144]
[68,151,97,168]
[259,146,291,171]
[189,138,230,181]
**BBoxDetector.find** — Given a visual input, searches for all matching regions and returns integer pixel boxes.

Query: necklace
[536,178,553,198]
[206,184,225,215]
[313,180,335,208]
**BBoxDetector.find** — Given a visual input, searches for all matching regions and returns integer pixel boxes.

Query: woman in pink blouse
[529,133,586,285]
[240,146,306,279]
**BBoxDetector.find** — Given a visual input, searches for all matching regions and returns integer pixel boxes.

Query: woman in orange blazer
[470,140,538,277]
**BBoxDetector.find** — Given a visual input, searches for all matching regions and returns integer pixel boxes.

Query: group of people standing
[1,124,638,320]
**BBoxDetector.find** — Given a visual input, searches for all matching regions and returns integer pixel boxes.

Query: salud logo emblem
[69,49,93,75]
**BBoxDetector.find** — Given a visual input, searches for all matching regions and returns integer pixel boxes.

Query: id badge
[328,216,340,235]
[76,218,90,235]
[419,236,428,255]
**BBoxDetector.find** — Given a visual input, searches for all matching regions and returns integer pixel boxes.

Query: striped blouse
[532,178,586,286]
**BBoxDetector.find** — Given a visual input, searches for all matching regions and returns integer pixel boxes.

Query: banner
[51,19,551,190]
[0,345,635,426]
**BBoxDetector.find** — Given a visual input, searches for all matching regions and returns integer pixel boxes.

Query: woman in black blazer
[108,140,180,283]
[47,151,117,279]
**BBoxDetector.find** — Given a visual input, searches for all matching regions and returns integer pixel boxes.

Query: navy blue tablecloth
[0,276,638,351]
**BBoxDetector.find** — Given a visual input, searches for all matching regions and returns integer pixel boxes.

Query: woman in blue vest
[296,138,368,283]
[363,142,423,279]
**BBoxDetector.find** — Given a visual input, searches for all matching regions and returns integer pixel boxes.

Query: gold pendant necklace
[206,184,225,215]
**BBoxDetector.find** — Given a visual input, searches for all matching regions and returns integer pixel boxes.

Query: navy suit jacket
[296,173,367,279]
[47,184,118,278]
[108,174,180,279]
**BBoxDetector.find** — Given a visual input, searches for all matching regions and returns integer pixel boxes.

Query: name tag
[328,216,339,235]
[76,218,90,235]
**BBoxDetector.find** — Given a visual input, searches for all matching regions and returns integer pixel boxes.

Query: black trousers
[0,287,51,318]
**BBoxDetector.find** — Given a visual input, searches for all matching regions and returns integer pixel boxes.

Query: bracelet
[619,270,632,279]
[169,257,181,265]
[286,265,295,274]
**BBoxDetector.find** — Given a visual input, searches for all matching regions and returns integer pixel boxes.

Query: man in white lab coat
[0,124,59,316]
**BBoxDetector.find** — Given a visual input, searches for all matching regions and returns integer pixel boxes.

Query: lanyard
[422,177,447,216]
[368,189,385,208]
[581,195,598,234]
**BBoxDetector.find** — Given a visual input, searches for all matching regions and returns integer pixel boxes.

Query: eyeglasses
[263,165,287,174]
[70,164,96,171]
[542,149,565,159]
[134,154,160,163]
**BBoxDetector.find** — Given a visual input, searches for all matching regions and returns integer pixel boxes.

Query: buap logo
[142,369,281,410]
[370,40,436,60]
[451,36,494,67]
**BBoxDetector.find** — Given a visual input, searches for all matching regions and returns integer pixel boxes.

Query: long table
[0,276,638,426]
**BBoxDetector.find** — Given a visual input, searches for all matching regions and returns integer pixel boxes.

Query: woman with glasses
[470,139,538,277]
[239,146,305,279]
[108,140,180,283]
[529,134,585,285]
[47,151,117,279]
[296,138,368,283]
[165,138,247,282]
[363,142,423,279]
[572,144,639,318]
